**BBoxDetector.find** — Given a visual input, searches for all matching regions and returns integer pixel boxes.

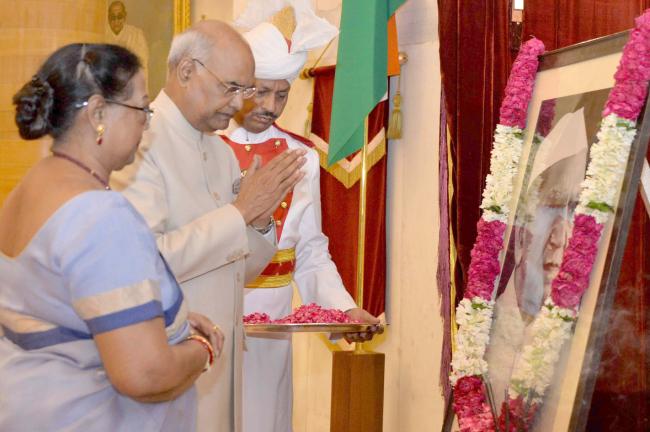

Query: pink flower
[270,303,357,324]
[499,38,546,128]
[550,215,603,309]
[535,99,556,137]
[603,10,650,120]
[453,376,496,431]
[498,396,539,431]
[243,312,271,324]
[464,219,507,300]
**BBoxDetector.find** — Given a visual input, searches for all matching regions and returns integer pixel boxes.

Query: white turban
[243,22,307,83]
[237,0,338,82]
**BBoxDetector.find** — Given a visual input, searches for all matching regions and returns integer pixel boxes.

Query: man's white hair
[167,28,214,69]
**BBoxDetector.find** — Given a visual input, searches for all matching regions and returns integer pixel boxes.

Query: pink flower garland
[550,214,603,309]
[464,219,507,300]
[451,38,545,431]
[603,11,650,121]
[501,9,650,428]
[499,39,546,128]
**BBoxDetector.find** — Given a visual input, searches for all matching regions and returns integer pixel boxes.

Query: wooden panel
[330,351,385,432]
[0,0,105,205]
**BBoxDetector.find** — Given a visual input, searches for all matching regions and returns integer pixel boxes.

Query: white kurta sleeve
[113,144,271,284]
[293,150,357,311]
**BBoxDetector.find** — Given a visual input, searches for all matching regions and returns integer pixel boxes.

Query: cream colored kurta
[228,125,357,432]
[112,91,275,432]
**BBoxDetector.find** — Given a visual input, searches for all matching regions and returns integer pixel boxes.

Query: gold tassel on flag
[387,51,408,140]
[387,75,403,139]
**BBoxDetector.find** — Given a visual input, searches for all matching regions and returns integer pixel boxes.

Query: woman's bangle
[186,334,215,372]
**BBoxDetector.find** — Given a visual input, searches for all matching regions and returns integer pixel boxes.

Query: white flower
[576,114,636,224]
[508,300,576,402]
[481,125,525,222]
[450,298,495,384]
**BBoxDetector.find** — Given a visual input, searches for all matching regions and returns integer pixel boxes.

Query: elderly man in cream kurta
[112,21,306,432]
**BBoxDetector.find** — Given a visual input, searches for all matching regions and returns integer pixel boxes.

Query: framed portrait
[104,0,190,97]
[483,31,650,431]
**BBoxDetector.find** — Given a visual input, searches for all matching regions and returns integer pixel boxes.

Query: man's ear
[177,58,195,86]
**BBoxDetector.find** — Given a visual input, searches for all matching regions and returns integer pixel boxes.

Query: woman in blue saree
[0,43,224,431]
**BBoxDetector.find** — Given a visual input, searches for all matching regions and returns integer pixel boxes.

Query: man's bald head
[165,20,256,132]
[108,1,127,35]
[167,20,253,71]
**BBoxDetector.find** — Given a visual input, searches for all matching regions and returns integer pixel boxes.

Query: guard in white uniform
[226,12,380,432]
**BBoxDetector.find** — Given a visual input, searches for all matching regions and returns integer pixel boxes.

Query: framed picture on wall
[104,0,190,97]
[483,30,650,431]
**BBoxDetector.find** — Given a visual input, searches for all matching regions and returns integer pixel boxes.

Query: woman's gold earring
[96,124,105,145]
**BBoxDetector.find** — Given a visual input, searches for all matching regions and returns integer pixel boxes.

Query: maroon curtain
[437,0,512,295]
[437,0,512,417]
[524,1,650,430]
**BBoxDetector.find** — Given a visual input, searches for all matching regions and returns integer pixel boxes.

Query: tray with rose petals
[244,322,383,334]
[242,304,383,334]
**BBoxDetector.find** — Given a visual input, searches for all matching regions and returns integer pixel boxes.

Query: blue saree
[0,191,196,431]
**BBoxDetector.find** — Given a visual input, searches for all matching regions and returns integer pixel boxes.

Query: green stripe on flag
[328,0,406,165]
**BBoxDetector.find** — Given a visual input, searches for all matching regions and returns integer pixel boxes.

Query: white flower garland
[450,297,495,385]
[507,116,636,406]
[576,114,637,223]
[508,300,576,403]
[480,125,525,223]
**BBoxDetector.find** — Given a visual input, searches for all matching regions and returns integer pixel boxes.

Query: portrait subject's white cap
[236,0,338,82]
[529,107,588,204]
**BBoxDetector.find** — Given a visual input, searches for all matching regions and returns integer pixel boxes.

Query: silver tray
[244,323,383,334]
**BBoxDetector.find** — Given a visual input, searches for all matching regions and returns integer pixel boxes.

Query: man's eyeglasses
[75,99,154,126]
[192,58,256,99]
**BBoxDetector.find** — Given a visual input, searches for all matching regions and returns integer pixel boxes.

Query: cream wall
[288,3,445,429]
[191,0,235,22]
[0,0,107,204]
[189,0,446,430]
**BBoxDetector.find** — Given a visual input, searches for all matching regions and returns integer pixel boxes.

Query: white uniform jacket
[227,124,357,432]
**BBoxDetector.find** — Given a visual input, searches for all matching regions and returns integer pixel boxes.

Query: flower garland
[450,38,545,432]
[501,10,650,429]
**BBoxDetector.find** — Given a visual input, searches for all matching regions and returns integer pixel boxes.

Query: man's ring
[213,324,221,332]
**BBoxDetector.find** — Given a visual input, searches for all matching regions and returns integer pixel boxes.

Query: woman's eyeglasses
[75,99,154,126]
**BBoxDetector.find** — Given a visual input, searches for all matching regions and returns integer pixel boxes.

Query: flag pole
[331,115,385,432]
[354,116,370,352]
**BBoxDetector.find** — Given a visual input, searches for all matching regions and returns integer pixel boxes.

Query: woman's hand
[187,312,225,358]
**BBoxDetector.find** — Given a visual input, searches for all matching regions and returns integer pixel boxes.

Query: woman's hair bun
[13,75,54,140]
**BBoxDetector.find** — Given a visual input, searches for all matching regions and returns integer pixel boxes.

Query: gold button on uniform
[241,169,247,177]
[280,201,287,209]
[276,220,282,226]
[274,140,281,147]
[245,144,252,152]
